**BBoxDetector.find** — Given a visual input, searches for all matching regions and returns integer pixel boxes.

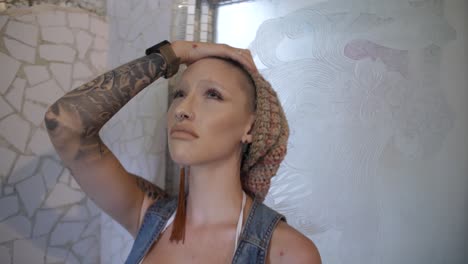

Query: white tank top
[139,191,247,263]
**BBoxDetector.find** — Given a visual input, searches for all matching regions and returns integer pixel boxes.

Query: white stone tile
[0,245,10,264]
[39,44,76,63]
[46,247,67,263]
[0,96,13,119]
[0,195,19,221]
[50,63,72,91]
[66,252,80,264]
[0,53,21,93]
[58,169,70,184]
[15,14,35,23]
[44,183,85,208]
[82,216,99,237]
[13,237,46,264]
[71,79,85,90]
[70,177,81,190]
[8,155,38,183]
[90,17,108,39]
[28,129,53,156]
[90,51,108,71]
[0,16,7,30]
[37,11,66,27]
[33,209,62,237]
[0,114,30,153]
[68,12,89,29]
[16,173,46,217]
[0,147,16,176]
[41,158,63,190]
[5,20,38,46]
[86,198,101,217]
[93,36,107,50]
[63,204,88,221]
[72,237,95,258]
[25,79,64,105]
[72,62,93,79]
[50,222,86,245]
[0,215,31,243]
[4,186,14,195]
[4,78,26,111]
[76,30,93,59]
[3,37,36,63]
[23,100,46,127]
[41,26,74,44]
[23,65,50,86]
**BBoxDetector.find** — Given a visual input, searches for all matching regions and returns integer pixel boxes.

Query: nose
[173,93,195,121]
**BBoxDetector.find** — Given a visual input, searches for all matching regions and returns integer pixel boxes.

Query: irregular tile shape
[28,129,53,156]
[50,222,86,246]
[37,11,66,27]
[72,237,95,258]
[3,37,36,63]
[39,44,76,63]
[0,114,30,152]
[93,36,106,50]
[41,26,73,44]
[33,209,62,237]
[0,96,13,119]
[90,17,108,39]
[73,61,93,79]
[50,63,72,91]
[58,168,70,184]
[4,186,14,195]
[76,30,93,59]
[0,147,16,176]
[25,79,64,105]
[0,215,31,243]
[41,158,63,190]
[8,155,38,184]
[46,247,67,263]
[0,195,19,221]
[68,12,89,29]
[13,237,46,264]
[5,20,38,46]
[63,204,88,221]
[4,78,26,111]
[72,80,85,90]
[90,51,107,71]
[0,53,21,93]
[0,15,7,30]
[44,183,85,208]
[24,65,50,86]
[70,177,81,190]
[82,216,99,237]
[0,245,10,264]
[16,173,46,217]
[23,100,46,126]
[66,252,80,264]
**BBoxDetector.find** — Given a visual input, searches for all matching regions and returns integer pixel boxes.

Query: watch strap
[146,40,180,78]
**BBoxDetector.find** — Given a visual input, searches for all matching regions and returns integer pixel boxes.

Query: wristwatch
[145,40,181,78]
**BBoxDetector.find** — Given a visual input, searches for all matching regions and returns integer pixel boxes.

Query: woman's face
[167,58,255,166]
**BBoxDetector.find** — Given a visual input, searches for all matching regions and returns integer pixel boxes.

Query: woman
[44,40,321,263]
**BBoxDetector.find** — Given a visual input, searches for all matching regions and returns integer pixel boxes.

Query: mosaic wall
[0,4,108,263]
[1,0,107,16]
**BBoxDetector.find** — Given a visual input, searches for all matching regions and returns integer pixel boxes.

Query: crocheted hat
[240,69,290,202]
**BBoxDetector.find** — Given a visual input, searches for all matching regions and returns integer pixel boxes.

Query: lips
[170,126,199,138]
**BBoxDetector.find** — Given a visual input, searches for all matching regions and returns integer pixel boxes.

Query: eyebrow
[197,79,231,96]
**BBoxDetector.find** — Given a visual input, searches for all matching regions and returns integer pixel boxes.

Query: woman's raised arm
[44,41,257,237]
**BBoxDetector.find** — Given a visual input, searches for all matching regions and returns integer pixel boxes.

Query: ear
[242,114,255,144]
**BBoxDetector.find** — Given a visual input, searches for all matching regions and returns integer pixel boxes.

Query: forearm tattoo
[45,53,167,161]
[135,176,168,200]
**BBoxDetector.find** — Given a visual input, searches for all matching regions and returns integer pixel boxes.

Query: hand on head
[171,41,258,73]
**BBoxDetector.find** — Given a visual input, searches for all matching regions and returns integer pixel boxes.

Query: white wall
[217,0,468,263]
[0,5,108,263]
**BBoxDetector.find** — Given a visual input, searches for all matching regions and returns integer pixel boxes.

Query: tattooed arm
[44,41,257,238]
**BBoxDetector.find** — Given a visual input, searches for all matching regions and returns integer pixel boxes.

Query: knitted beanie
[240,69,290,202]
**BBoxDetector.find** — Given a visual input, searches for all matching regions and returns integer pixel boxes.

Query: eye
[206,88,223,100]
[171,89,184,99]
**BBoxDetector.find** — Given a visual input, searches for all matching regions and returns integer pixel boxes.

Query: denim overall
[125,194,287,264]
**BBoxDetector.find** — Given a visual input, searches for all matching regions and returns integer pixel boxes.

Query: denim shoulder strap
[232,198,287,264]
[125,195,177,264]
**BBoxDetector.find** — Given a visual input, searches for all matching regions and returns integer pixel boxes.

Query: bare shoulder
[267,221,321,264]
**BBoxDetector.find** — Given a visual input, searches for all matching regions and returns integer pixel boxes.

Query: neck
[184,157,248,227]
